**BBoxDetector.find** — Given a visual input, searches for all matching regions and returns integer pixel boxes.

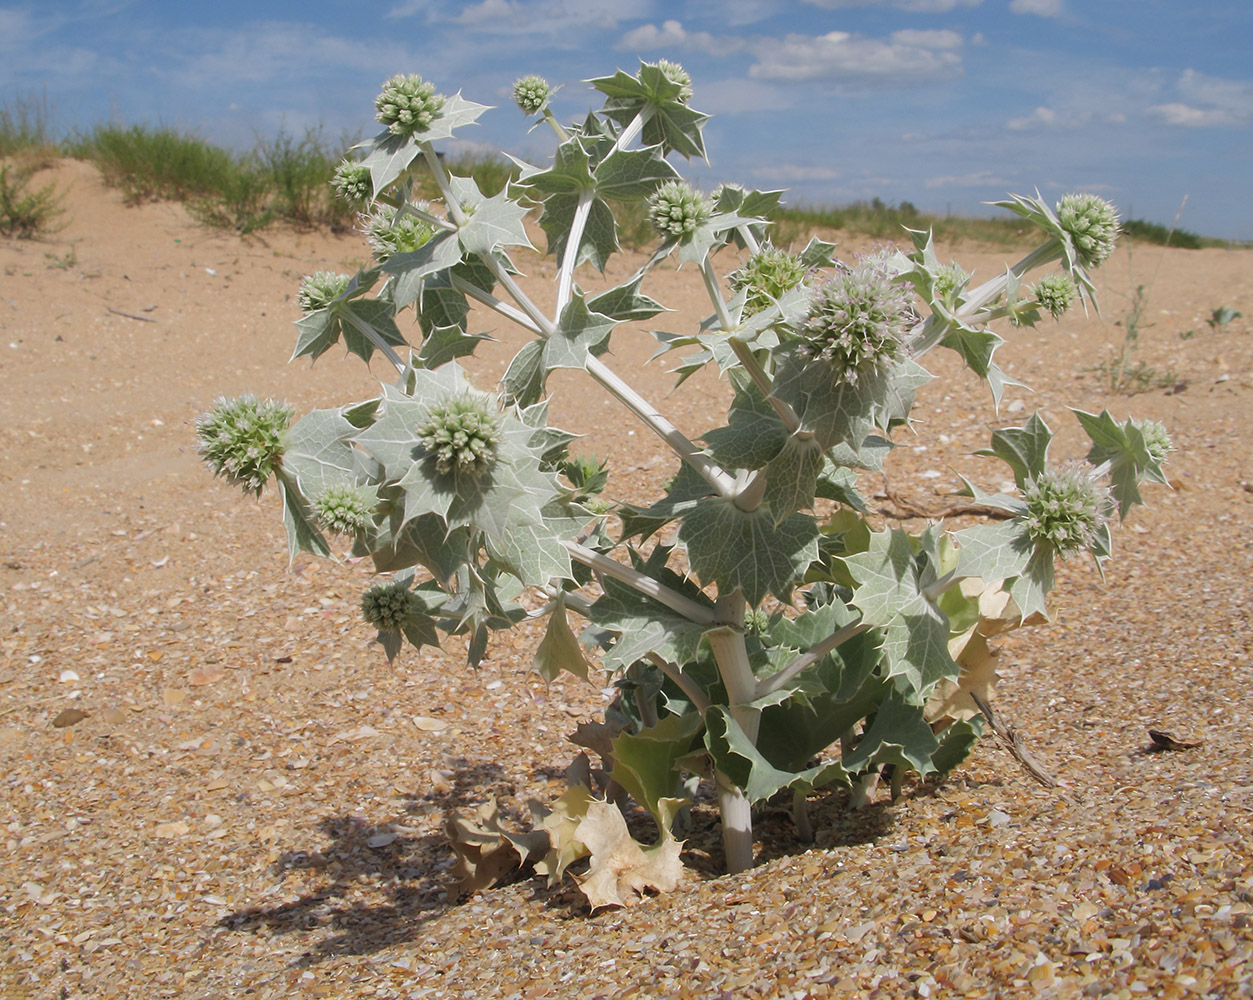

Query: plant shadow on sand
[219,759,508,965]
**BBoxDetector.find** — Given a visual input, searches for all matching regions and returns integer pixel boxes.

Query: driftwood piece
[970,692,1062,791]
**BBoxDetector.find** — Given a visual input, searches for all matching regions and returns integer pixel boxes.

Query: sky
[3,0,1251,240]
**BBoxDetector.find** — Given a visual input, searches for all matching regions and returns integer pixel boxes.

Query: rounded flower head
[933,262,969,307]
[1032,272,1077,319]
[654,59,693,101]
[799,253,916,385]
[418,394,502,476]
[1138,419,1172,465]
[364,204,436,261]
[196,395,293,496]
[375,73,445,138]
[331,160,372,204]
[313,483,376,536]
[1056,193,1119,268]
[298,271,351,313]
[513,75,552,115]
[361,580,415,633]
[648,181,710,240]
[730,244,809,318]
[1021,463,1112,555]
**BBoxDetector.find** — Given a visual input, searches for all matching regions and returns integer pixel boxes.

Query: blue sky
[3,0,1251,239]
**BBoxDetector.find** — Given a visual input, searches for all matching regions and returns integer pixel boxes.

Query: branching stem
[563,540,719,626]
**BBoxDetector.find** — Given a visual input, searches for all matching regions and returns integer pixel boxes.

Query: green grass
[1119,218,1216,249]
[0,93,59,164]
[0,162,68,238]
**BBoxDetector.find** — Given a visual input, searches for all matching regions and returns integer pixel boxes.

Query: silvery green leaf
[617,462,712,543]
[586,570,711,671]
[814,460,869,513]
[356,130,422,193]
[337,299,408,363]
[593,146,679,201]
[483,516,572,587]
[586,274,666,322]
[365,513,470,584]
[277,474,331,561]
[701,380,789,471]
[679,498,818,607]
[533,593,590,683]
[457,188,535,258]
[282,407,360,499]
[930,718,980,774]
[516,137,595,194]
[418,324,491,369]
[704,706,845,804]
[382,230,463,309]
[1006,545,1055,621]
[610,713,704,830]
[546,293,617,370]
[539,192,618,272]
[798,236,839,270]
[952,519,1035,585]
[292,308,340,362]
[411,92,491,144]
[975,412,1053,488]
[590,65,710,160]
[839,692,940,776]
[501,340,547,408]
[1073,408,1168,519]
[763,434,824,525]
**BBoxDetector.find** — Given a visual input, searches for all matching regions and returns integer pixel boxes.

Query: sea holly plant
[198,62,1171,898]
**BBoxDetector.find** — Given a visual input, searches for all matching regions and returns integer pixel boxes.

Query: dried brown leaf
[444,797,550,899]
[572,800,683,911]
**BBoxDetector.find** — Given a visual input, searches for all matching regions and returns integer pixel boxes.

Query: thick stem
[726,337,803,435]
[792,788,814,843]
[556,191,594,315]
[449,274,544,335]
[563,541,719,626]
[756,619,869,698]
[646,653,711,714]
[716,772,755,874]
[337,305,407,374]
[700,257,736,333]
[849,770,879,810]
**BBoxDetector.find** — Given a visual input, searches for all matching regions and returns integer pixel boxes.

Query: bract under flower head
[361,580,415,633]
[654,59,693,101]
[375,73,445,138]
[513,75,552,115]
[298,271,352,313]
[799,253,916,386]
[364,204,436,261]
[648,181,710,240]
[418,394,502,476]
[1032,272,1077,319]
[314,483,376,535]
[1022,463,1112,555]
[1056,193,1119,268]
[196,395,293,496]
[730,244,808,318]
[332,160,372,204]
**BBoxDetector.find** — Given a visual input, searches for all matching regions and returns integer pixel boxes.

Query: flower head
[375,73,445,138]
[418,394,502,476]
[933,262,969,307]
[331,160,372,204]
[730,244,809,318]
[196,395,293,496]
[654,59,693,101]
[297,271,351,313]
[648,181,710,240]
[1138,419,1172,465]
[1056,193,1119,268]
[798,252,916,385]
[1021,463,1112,555]
[361,580,415,633]
[1032,272,1077,319]
[313,483,376,535]
[513,75,552,115]
[363,204,436,261]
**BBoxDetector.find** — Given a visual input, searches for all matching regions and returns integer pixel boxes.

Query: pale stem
[610,106,655,155]
[732,469,767,513]
[736,224,761,257]
[849,769,880,810]
[716,773,755,874]
[397,200,456,233]
[583,355,737,498]
[756,619,870,698]
[792,788,814,842]
[337,306,407,374]
[556,191,594,315]
[563,540,720,626]
[706,591,758,741]
[449,274,544,335]
[700,257,736,333]
[420,143,554,336]
[542,109,570,142]
[726,337,803,435]
[645,653,711,714]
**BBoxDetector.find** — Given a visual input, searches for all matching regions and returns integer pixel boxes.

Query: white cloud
[1008,0,1065,17]
[1006,105,1125,130]
[617,19,743,55]
[749,30,964,82]
[442,0,649,34]
[889,29,964,50]
[385,0,429,17]
[696,78,792,114]
[1146,103,1244,128]
[923,170,1014,189]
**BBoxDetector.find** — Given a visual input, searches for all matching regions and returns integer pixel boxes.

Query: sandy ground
[1,159,1252,998]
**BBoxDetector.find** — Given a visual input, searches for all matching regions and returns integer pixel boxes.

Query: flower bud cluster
[932,263,969,308]
[655,59,693,101]
[1032,272,1077,319]
[364,205,436,261]
[331,160,372,204]
[1021,464,1112,555]
[418,395,502,476]
[196,395,293,496]
[513,75,552,115]
[799,254,916,385]
[1056,193,1119,268]
[1138,420,1172,465]
[298,271,352,313]
[730,245,808,318]
[361,580,415,633]
[314,483,376,535]
[648,181,710,240]
[375,73,445,138]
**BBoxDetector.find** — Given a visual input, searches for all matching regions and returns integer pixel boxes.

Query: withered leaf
[444,797,550,899]
[572,800,683,911]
